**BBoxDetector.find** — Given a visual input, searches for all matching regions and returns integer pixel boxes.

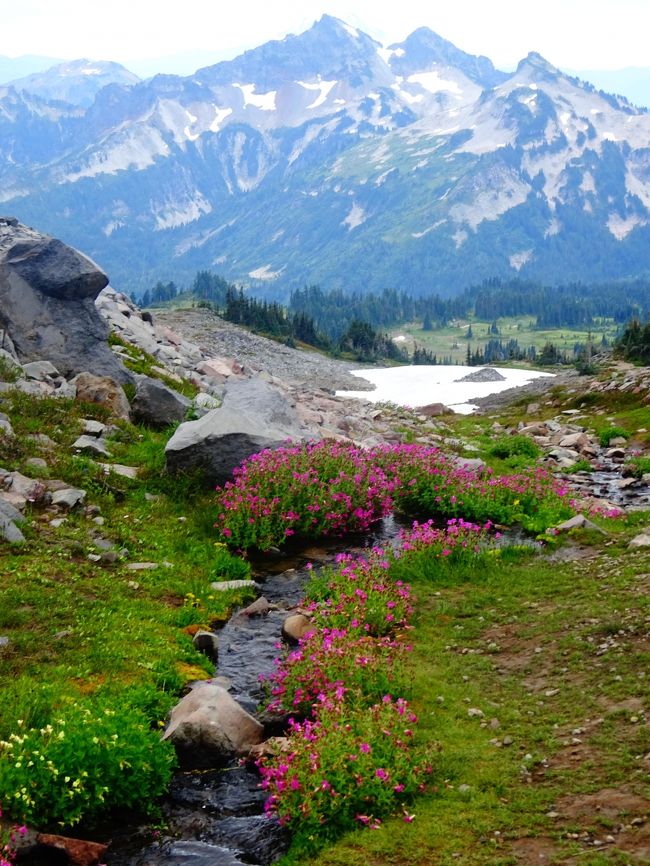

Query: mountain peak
[388,27,507,89]
[516,51,560,77]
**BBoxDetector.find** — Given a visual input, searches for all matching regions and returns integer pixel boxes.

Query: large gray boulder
[165,376,317,485]
[0,217,130,382]
[163,683,264,766]
[131,376,192,428]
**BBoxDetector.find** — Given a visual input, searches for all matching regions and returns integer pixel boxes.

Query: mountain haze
[2,15,650,297]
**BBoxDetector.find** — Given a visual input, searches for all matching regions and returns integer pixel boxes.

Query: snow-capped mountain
[6,59,140,107]
[2,15,650,297]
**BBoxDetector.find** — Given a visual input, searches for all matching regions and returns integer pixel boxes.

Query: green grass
[392,317,617,365]
[286,520,650,865]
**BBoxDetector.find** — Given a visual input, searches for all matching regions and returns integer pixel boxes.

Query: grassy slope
[0,363,648,861]
[288,376,650,866]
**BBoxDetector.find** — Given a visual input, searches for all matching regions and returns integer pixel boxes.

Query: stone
[97,462,138,479]
[165,376,317,485]
[21,360,61,381]
[608,436,628,447]
[36,833,108,866]
[282,613,314,644]
[415,402,453,417]
[126,562,159,571]
[450,456,485,473]
[455,367,506,383]
[211,580,260,592]
[51,488,86,509]
[0,412,13,436]
[72,435,111,457]
[82,419,106,436]
[0,514,25,543]
[236,596,273,618]
[558,432,591,449]
[162,684,264,763]
[629,531,650,548]
[131,376,192,429]
[555,514,605,533]
[0,499,25,523]
[24,457,48,471]
[192,630,219,660]
[74,372,131,421]
[0,218,130,382]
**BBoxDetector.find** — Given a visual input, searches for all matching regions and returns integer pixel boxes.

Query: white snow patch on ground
[509,249,533,270]
[235,83,277,111]
[393,335,407,343]
[249,264,284,280]
[210,106,233,131]
[396,88,424,105]
[342,202,366,229]
[607,212,645,239]
[336,365,554,414]
[407,71,462,95]
[452,228,468,248]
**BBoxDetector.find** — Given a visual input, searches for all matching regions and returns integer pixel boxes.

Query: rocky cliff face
[0,217,130,382]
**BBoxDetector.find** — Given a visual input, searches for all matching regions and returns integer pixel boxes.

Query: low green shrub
[624,455,650,478]
[599,426,629,447]
[488,435,541,460]
[0,702,176,828]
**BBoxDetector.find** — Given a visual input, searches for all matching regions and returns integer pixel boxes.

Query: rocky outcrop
[456,367,506,383]
[165,376,318,485]
[0,217,130,382]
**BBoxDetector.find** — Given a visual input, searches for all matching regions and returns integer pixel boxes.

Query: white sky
[1,0,648,75]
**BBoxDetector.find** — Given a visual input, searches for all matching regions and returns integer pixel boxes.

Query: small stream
[104,518,404,866]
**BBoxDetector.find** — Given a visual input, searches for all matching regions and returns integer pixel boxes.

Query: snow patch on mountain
[249,264,284,280]
[65,125,169,181]
[342,202,366,229]
[412,219,446,238]
[299,78,337,109]
[407,71,463,95]
[607,212,646,239]
[509,249,533,270]
[210,106,233,132]
[235,83,277,111]
[153,192,212,230]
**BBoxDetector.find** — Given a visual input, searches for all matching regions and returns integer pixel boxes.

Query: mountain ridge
[2,17,650,298]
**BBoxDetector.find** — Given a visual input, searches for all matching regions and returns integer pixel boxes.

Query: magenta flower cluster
[257,520,493,848]
[215,441,397,550]
[215,441,577,549]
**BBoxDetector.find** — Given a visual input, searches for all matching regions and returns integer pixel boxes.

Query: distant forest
[141,271,650,364]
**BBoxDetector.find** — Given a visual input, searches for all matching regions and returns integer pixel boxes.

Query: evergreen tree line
[288,277,650,337]
[615,318,650,365]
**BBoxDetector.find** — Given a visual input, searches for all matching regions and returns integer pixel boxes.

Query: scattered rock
[74,372,131,421]
[126,562,160,571]
[629,531,650,548]
[36,833,108,866]
[131,376,192,428]
[554,514,606,534]
[0,514,25,543]
[72,434,111,457]
[416,402,453,417]
[163,684,264,765]
[50,488,86,509]
[210,580,260,592]
[97,462,138,479]
[281,613,314,644]
[192,631,219,661]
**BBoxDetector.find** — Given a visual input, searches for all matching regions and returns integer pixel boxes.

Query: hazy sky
[2,0,648,75]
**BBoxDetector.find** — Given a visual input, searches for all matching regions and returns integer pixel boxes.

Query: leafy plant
[599,426,630,447]
[488,434,541,460]
[0,702,176,827]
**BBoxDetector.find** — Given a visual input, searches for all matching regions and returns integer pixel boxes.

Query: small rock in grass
[51,488,86,509]
[468,708,484,718]
[282,613,314,644]
[629,531,650,548]
[554,514,605,534]
[210,579,259,592]
[192,630,219,661]
[126,562,159,571]
[0,515,25,543]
